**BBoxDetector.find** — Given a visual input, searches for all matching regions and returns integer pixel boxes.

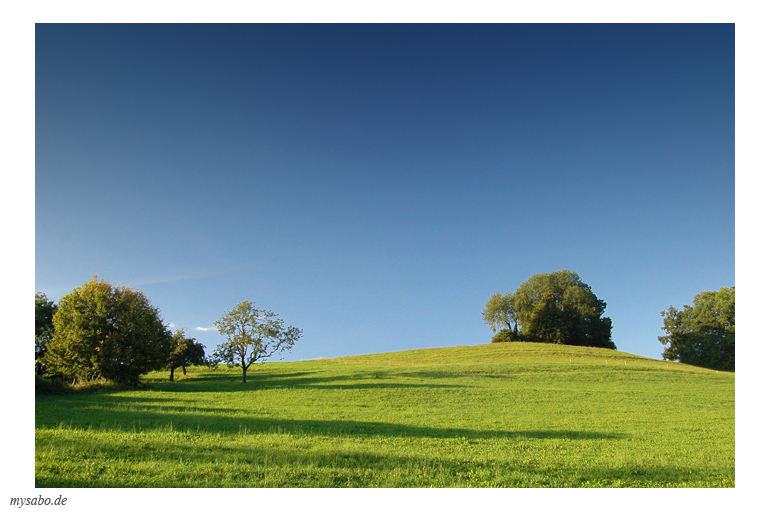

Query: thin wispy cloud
[124,266,254,288]
[37,266,255,301]
[195,327,216,332]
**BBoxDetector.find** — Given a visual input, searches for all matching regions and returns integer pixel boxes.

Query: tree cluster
[39,277,175,386]
[483,270,615,349]
[659,287,735,371]
[36,277,302,387]
[483,271,735,371]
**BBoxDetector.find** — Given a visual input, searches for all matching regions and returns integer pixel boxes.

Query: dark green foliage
[35,293,58,375]
[513,270,615,349]
[41,277,173,386]
[491,329,518,343]
[168,329,208,381]
[659,287,735,371]
[35,375,69,396]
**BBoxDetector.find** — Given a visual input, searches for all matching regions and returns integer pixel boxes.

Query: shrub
[491,329,518,343]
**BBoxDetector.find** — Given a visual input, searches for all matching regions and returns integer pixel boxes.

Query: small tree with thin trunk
[168,329,207,381]
[212,301,302,384]
[482,291,519,340]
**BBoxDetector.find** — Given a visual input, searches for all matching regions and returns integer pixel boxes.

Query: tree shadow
[144,369,473,393]
[35,366,731,488]
[36,428,726,488]
[36,393,625,441]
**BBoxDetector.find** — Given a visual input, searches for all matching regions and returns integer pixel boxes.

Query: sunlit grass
[35,342,734,487]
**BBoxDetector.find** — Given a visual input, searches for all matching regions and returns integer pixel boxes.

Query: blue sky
[35,23,734,362]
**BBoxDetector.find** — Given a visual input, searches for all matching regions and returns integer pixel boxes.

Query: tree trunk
[182,364,187,375]
[170,366,175,382]
[242,365,247,384]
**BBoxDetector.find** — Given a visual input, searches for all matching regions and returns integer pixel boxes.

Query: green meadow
[35,343,734,487]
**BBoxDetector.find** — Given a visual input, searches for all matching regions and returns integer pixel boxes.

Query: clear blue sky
[35,23,734,362]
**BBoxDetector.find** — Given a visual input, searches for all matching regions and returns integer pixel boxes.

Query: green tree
[512,270,615,349]
[35,292,57,375]
[42,277,172,385]
[168,329,208,381]
[659,287,735,371]
[481,291,519,340]
[213,301,302,384]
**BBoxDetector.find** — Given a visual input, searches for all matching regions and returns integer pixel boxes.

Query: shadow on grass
[142,368,474,393]
[36,391,625,442]
[35,367,733,488]
[35,429,726,488]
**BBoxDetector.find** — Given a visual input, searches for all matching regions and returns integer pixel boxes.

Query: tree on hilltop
[481,291,519,342]
[213,301,302,384]
[659,287,734,371]
[512,270,615,349]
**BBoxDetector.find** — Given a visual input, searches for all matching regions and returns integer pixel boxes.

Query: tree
[168,329,208,381]
[481,291,519,340]
[213,301,302,384]
[42,277,173,386]
[35,292,57,375]
[659,287,735,371]
[512,270,615,349]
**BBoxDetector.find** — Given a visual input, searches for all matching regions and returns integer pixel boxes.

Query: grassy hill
[35,342,734,487]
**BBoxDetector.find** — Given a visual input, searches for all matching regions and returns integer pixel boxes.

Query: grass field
[35,343,734,487]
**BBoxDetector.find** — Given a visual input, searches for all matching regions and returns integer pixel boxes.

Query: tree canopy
[213,301,302,383]
[511,270,615,349]
[42,277,172,385]
[35,292,57,375]
[168,329,207,381]
[481,291,518,339]
[659,287,734,371]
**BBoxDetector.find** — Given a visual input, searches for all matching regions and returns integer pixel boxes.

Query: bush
[491,329,518,343]
[42,277,173,386]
